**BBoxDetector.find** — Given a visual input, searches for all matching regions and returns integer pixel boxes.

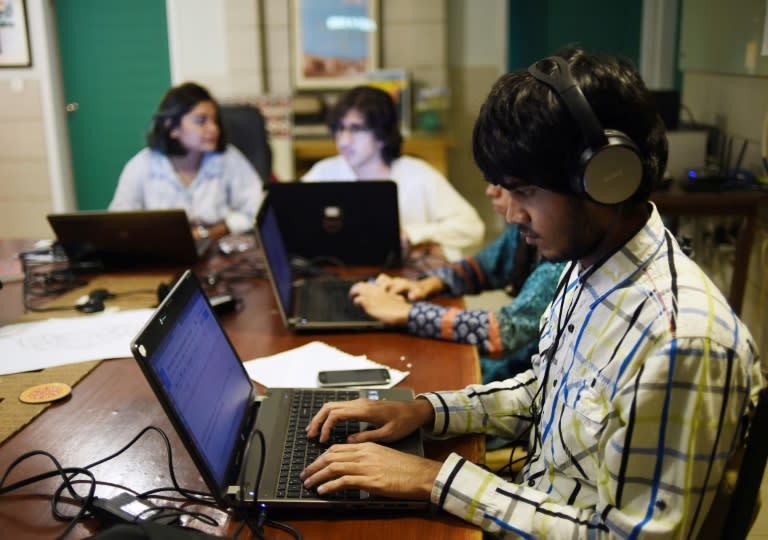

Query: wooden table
[651,185,768,315]
[0,243,482,539]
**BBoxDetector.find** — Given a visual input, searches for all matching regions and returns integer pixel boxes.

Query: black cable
[265,518,304,539]
[80,425,215,504]
[203,256,267,288]
[526,262,579,468]
[0,425,253,538]
[47,426,216,528]
[236,428,267,538]
[139,504,219,526]
[0,450,96,540]
[231,428,302,540]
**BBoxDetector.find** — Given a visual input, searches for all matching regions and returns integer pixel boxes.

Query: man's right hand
[304,397,435,444]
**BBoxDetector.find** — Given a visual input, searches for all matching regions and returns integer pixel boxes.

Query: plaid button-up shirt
[422,204,763,539]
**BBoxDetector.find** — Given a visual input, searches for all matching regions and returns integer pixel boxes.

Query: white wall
[0,0,74,238]
[166,0,265,100]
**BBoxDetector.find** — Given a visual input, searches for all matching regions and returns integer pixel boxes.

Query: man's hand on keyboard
[305,397,435,444]
[300,441,441,500]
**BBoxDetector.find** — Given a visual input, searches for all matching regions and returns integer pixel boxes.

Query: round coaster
[19,382,72,404]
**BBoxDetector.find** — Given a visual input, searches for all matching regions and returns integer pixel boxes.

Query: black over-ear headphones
[527,56,643,205]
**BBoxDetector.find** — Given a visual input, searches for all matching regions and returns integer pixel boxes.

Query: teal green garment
[409,225,565,383]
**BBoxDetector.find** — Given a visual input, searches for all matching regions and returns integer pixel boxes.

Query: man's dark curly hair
[472,47,668,204]
[326,85,403,165]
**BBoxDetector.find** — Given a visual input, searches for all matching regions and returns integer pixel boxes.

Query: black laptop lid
[131,271,255,495]
[265,181,401,267]
[47,210,199,268]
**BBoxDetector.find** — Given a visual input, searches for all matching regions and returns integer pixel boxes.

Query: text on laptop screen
[259,205,293,311]
[149,288,252,486]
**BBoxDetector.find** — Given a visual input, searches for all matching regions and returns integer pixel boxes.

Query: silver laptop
[255,195,388,331]
[130,270,426,510]
[47,210,210,270]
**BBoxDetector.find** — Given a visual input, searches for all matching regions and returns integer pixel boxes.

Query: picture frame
[0,0,31,68]
[291,0,379,89]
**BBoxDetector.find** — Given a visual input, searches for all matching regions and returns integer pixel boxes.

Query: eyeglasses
[332,122,370,135]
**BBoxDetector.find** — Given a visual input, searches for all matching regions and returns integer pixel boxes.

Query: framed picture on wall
[0,0,31,67]
[291,0,379,89]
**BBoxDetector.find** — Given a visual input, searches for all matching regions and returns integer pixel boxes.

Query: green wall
[508,0,644,70]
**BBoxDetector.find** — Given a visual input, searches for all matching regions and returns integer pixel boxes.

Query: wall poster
[0,0,31,67]
[292,0,379,89]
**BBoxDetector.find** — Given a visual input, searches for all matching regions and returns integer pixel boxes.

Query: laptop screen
[144,285,252,487]
[258,204,293,313]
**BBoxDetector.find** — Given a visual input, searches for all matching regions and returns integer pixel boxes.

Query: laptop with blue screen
[130,269,426,510]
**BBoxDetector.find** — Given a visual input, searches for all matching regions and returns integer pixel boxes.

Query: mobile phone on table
[317,368,391,387]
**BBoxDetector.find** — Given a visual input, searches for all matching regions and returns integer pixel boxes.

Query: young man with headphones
[299,48,763,538]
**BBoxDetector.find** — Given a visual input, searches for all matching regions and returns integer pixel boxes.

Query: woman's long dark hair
[146,82,227,156]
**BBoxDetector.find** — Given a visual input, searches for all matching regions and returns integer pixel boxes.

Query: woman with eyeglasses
[302,85,484,261]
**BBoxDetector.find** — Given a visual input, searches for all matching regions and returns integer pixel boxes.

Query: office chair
[718,387,768,539]
[219,103,273,183]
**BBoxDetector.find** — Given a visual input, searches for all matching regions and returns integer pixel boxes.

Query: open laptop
[265,181,402,267]
[255,195,387,331]
[130,269,426,510]
[47,210,209,269]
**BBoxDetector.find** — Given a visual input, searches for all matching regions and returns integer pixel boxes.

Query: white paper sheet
[0,309,155,376]
[244,340,409,389]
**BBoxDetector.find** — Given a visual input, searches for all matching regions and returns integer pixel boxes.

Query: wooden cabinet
[293,133,453,177]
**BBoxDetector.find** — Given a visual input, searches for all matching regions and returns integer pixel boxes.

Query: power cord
[0,450,96,540]
[0,426,222,538]
[23,285,158,314]
[1,424,305,539]
[202,256,267,287]
[232,428,303,540]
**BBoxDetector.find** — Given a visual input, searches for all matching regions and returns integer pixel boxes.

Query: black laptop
[47,210,209,269]
[130,269,426,510]
[255,195,388,331]
[266,181,402,267]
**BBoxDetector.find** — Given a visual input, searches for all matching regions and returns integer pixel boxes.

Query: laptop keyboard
[278,389,362,500]
[299,280,374,322]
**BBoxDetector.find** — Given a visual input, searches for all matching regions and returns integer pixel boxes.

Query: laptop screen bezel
[254,196,295,328]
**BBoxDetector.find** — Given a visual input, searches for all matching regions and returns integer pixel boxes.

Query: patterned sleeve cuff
[407,302,450,339]
[432,452,548,534]
[419,391,451,436]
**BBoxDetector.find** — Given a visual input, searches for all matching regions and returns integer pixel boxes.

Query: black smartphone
[317,368,391,387]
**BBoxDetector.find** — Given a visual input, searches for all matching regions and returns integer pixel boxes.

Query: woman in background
[302,85,484,261]
[110,82,264,242]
